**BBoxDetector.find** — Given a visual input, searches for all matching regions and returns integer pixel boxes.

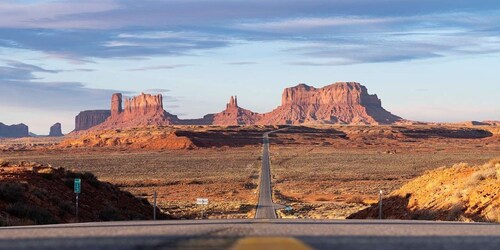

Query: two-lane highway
[1,219,500,250]
[254,131,277,219]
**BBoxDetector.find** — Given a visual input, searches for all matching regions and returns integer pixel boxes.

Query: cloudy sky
[0,0,499,134]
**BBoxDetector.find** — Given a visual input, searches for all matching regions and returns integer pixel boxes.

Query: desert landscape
[1,125,498,223]
[1,2,500,249]
[0,82,499,226]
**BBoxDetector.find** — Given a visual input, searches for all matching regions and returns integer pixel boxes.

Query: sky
[0,0,499,134]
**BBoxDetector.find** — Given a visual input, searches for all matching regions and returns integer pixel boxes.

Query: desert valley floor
[1,125,498,221]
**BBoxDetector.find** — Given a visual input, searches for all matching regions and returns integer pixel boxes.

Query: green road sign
[74,178,81,194]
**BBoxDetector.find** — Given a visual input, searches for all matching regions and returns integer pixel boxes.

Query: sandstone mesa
[76,82,404,131]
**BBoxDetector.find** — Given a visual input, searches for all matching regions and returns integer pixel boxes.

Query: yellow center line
[231,237,314,250]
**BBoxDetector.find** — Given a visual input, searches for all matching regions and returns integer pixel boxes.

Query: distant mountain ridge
[76,82,404,130]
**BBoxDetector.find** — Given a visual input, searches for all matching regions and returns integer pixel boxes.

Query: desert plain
[1,124,498,221]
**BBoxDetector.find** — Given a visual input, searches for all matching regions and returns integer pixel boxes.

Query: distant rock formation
[74,82,403,130]
[49,123,63,136]
[212,96,261,125]
[92,93,180,130]
[0,122,29,138]
[111,93,123,116]
[75,110,111,131]
[258,82,401,125]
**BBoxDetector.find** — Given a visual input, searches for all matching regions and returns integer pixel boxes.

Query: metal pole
[76,193,79,223]
[378,190,383,220]
[153,191,157,221]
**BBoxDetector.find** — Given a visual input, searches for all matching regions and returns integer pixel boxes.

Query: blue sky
[0,0,499,134]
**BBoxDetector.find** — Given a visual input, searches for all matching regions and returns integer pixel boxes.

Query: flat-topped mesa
[91,92,180,130]
[281,82,380,106]
[0,122,29,138]
[260,82,402,125]
[74,110,111,131]
[49,122,63,136]
[122,93,164,117]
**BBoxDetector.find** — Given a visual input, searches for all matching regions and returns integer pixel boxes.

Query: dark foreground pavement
[1,219,499,250]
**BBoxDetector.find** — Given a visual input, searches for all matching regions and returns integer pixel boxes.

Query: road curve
[254,131,277,219]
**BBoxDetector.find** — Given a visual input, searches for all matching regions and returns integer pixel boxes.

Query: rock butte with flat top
[77,82,404,130]
[48,122,63,137]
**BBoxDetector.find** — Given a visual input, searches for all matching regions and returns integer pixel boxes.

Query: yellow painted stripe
[232,237,313,250]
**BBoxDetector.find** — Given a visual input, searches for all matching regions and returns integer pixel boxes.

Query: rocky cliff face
[258,82,401,125]
[212,96,261,126]
[92,93,179,130]
[74,82,402,130]
[0,122,29,138]
[75,110,111,131]
[49,123,63,136]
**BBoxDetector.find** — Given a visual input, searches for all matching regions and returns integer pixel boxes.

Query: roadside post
[74,178,81,222]
[378,190,383,220]
[196,198,209,219]
[153,191,157,221]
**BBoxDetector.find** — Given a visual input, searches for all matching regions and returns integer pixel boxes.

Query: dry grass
[1,125,498,219]
[1,147,261,219]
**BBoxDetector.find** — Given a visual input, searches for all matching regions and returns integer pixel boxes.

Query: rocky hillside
[348,159,500,222]
[0,160,164,226]
[60,127,197,150]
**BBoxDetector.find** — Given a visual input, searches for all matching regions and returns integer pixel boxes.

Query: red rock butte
[76,82,404,130]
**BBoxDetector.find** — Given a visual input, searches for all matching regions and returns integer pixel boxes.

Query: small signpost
[378,190,383,220]
[74,178,81,222]
[153,191,157,221]
[196,198,209,219]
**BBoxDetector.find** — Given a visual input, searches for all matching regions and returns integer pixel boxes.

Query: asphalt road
[254,131,277,219]
[1,219,499,250]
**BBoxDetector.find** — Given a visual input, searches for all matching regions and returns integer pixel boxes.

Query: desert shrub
[447,203,465,221]
[346,195,365,205]
[98,205,124,221]
[243,182,257,189]
[31,188,47,200]
[82,172,100,188]
[485,208,500,223]
[126,211,147,220]
[63,179,74,189]
[48,195,73,215]
[0,216,6,227]
[0,159,9,167]
[0,182,25,202]
[315,197,329,202]
[38,167,56,180]
[6,202,57,225]
[187,179,203,185]
[411,210,437,220]
[40,173,55,180]
[140,197,151,206]
[467,172,486,186]
[165,180,181,185]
